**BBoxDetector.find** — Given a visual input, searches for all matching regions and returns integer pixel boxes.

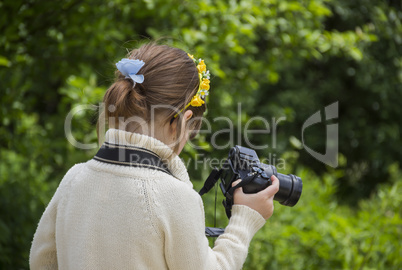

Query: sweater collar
[103,129,192,187]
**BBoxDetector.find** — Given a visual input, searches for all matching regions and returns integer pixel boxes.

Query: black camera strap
[93,141,172,176]
[199,167,222,196]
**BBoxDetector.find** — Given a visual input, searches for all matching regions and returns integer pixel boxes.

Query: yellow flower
[200,78,210,90]
[197,60,206,73]
[190,95,205,107]
[187,53,194,60]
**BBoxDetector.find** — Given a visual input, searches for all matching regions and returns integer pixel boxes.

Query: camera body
[204,146,303,218]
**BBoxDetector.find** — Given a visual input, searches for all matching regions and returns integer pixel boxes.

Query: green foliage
[246,164,402,269]
[0,0,401,268]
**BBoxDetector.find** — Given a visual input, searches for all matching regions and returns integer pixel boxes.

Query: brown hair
[97,42,206,150]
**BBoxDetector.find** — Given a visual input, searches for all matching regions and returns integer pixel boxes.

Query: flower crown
[173,53,210,118]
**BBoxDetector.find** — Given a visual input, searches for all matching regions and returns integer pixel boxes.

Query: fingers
[232,179,244,196]
[232,176,279,197]
[268,175,280,195]
[232,179,241,187]
[259,175,280,197]
[271,175,280,189]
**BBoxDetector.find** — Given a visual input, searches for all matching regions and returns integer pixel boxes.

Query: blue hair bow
[116,58,145,84]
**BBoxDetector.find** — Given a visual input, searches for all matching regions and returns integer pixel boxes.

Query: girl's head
[99,42,208,154]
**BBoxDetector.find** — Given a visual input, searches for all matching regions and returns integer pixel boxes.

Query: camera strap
[199,167,222,196]
[93,141,172,176]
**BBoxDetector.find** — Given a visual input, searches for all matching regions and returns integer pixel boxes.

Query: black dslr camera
[200,146,303,221]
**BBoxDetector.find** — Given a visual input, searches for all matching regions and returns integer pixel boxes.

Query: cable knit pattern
[30,129,266,270]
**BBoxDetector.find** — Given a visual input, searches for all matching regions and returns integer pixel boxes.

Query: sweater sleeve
[29,164,82,270]
[159,183,266,270]
[29,193,59,270]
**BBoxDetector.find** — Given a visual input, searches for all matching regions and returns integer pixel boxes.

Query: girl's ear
[170,110,193,134]
[169,110,193,136]
[183,110,193,121]
[179,110,193,133]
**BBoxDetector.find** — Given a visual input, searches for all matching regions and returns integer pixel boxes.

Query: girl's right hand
[232,175,280,220]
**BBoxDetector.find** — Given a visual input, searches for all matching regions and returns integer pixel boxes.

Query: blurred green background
[0,0,401,269]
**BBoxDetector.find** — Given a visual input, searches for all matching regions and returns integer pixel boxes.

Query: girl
[30,42,279,270]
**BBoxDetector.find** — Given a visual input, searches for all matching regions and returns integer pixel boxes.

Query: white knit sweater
[30,129,266,270]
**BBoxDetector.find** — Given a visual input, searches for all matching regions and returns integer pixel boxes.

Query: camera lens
[274,173,303,206]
